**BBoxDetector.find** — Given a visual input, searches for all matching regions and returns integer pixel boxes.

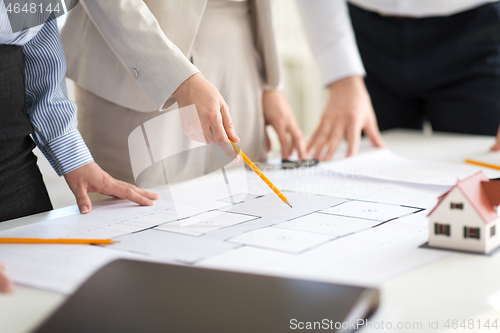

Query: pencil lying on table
[0,238,117,245]
[229,140,292,208]
[465,159,500,171]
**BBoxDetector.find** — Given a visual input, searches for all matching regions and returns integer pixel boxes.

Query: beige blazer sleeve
[62,0,203,112]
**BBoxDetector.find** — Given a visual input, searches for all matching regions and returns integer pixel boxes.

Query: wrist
[263,89,282,99]
[328,75,364,93]
[172,73,201,100]
[327,76,370,103]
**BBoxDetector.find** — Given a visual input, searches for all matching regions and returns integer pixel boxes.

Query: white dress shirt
[349,0,497,18]
[295,0,499,86]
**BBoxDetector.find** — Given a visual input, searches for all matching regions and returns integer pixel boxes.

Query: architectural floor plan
[0,165,451,294]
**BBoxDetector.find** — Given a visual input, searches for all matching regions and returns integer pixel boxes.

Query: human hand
[490,125,500,151]
[308,76,384,160]
[173,73,239,159]
[64,162,159,214]
[173,73,239,144]
[0,261,14,293]
[263,90,307,160]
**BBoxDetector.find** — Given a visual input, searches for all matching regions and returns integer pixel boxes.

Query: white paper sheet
[228,227,334,254]
[319,201,420,222]
[109,229,239,264]
[0,244,144,294]
[197,225,446,287]
[322,149,500,186]
[276,214,380,236]
[155,211,257,236]
[219,193,258,204]
[0,161,451,295]
[174,200,233,225]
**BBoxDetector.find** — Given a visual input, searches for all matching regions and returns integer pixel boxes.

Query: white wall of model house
[487,223,500,253]
[428,187,500,253]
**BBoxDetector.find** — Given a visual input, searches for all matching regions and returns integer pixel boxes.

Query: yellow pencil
[465,159,500,171]
[229,140,292,208]
[0,238,117,245]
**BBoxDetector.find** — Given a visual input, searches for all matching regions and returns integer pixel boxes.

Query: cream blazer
[61,0,281,112]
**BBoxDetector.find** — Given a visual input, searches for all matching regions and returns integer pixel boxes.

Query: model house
[428,171,500,254]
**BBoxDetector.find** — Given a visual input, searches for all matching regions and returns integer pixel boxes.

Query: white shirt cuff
[38,129,94,176]
[315,41,366,87]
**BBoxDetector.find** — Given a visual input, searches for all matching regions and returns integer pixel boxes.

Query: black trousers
[0,45,52,222]
[349,2,500,135]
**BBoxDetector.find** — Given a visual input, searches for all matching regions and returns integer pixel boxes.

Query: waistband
[0,44,24,70]
[353,1,499,20]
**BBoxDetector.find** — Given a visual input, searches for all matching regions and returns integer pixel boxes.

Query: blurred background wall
[40,0,329,209]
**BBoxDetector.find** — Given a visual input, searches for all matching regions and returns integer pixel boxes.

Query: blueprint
[0,160,451,294]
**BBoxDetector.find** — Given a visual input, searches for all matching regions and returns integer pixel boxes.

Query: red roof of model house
[428,171,500,224]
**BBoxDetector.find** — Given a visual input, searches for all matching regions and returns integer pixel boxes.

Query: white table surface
[1,129,499,333]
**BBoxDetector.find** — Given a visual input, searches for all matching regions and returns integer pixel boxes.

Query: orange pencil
[465,159,500,171]
[229,140,292,208]
[0,238,117,245]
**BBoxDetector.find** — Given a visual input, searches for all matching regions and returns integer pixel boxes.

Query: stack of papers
[321,149,500,186]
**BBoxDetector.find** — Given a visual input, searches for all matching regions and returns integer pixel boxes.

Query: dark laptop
[34,259,379,333]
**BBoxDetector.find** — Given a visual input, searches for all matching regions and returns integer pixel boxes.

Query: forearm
[77,0,199,107]
[295,0,365,86]
[24,18,93,176]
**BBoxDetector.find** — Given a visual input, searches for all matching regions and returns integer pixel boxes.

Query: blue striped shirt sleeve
[0,0,43,45]
[23,18,93,176]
